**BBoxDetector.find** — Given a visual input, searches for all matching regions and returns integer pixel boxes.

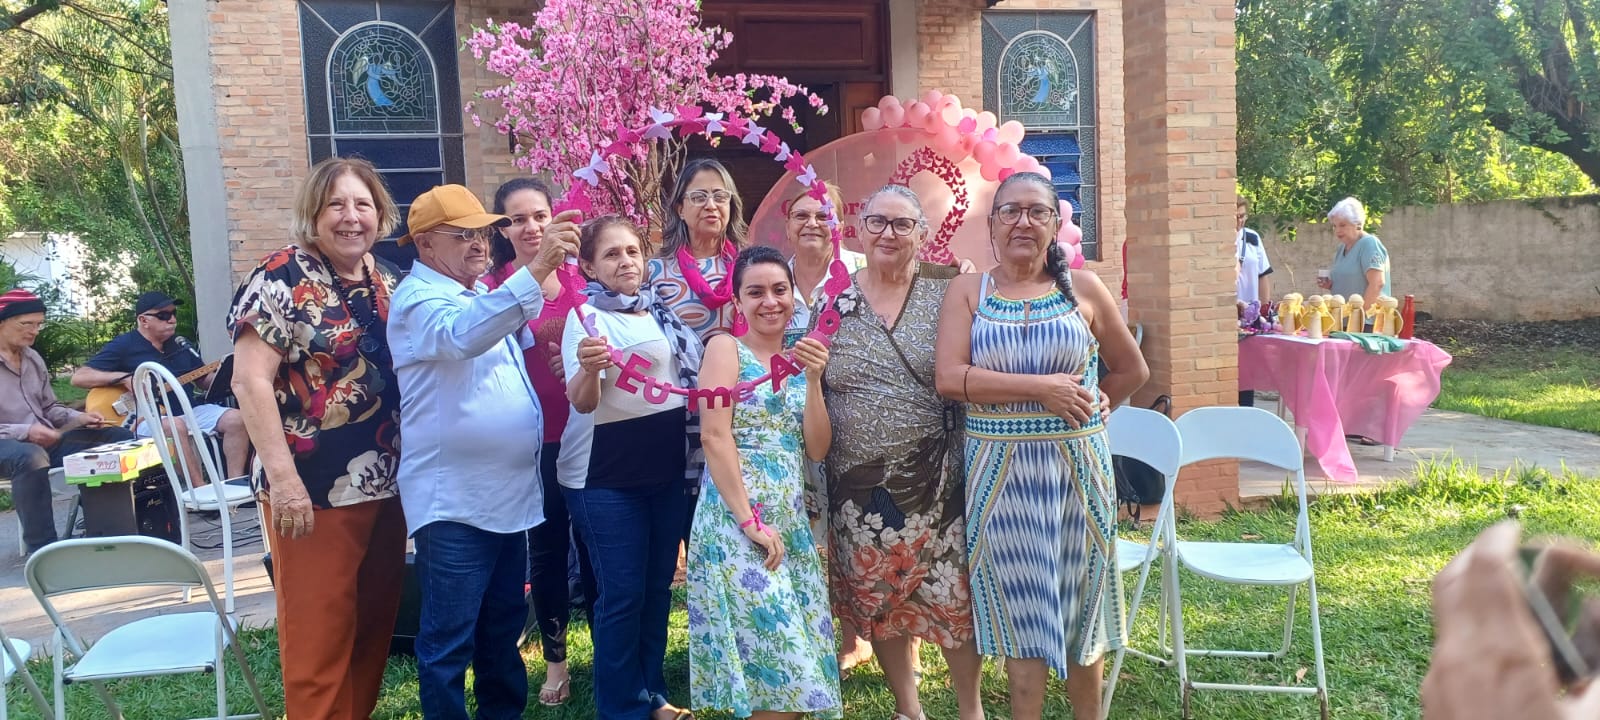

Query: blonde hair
[785,181,845,218]
[292,157,399,246]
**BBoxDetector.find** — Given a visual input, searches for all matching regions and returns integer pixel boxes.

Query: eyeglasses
[685,190,733,207]
[994,204,1059,226]
[862,215,921,237]
[11,320,45,331]
[141,310,177,322]
[433,227,496,245]
[788,211,830,226]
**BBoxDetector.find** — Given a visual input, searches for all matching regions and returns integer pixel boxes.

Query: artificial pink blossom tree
[465,0,826,235]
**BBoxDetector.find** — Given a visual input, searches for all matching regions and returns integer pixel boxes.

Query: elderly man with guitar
[71,291,249,482]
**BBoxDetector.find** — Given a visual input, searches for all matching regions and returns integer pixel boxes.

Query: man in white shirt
[1236,197,1272,407]
[387,184,578,720]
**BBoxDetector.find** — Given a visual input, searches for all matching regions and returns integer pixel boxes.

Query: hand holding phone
[1422,522,1600,719]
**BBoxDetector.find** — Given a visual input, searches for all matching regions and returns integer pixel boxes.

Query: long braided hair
[993,171,1076,305]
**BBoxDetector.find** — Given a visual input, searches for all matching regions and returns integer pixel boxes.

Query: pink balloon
[921,90,944,108]
[934,125,962,157]
[881,103,905,128]
[977,111,998,133]
[962,108,978,120]
[957,116,978,134]
[939,104,962,127]
[973,140,998,165]
[1016,156,1042,174]
[998,120,1026,146]
[981,128,999,143]
[1057,203,1083,246]
[861,107,883,131]
[1036,163,1053,180]
[941,95,962,112]
[997,167,1016,182]
[996,142,1021,167]
[906,102,932,129]
[979,162,1001,182]
[958,133,978,158]
[877,95,902,112]
[1062,241,1085,269]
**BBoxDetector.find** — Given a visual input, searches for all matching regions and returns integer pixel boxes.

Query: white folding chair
[1168,406,1329,719]
[24,536,268,720]
[132,362,254,608]
[1100,405,1183,717]
[0,622,52,720]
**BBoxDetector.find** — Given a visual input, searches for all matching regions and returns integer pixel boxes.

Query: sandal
[538,677,570,706]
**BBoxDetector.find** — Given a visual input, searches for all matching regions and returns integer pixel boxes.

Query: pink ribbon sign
[561,108,851,409]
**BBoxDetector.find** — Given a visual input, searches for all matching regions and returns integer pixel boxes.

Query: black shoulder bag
[1113,394,1172,523]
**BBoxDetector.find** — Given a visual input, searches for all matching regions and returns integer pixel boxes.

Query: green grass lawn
[1434,346,1600,434]
[49,377,86,407]
[6,462,1598,719]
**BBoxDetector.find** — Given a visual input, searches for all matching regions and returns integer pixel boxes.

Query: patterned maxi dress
[687,340,842,718]
[964,274,1125,677]
[822,265,974,647]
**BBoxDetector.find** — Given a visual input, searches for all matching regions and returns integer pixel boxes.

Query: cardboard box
[64,439,163,487]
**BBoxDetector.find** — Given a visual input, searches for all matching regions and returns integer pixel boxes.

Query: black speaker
[78,466,180,544]
[263,549,539,657]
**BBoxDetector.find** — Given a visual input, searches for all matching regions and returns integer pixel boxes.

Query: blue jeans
[566,483,691,720]
[414,521,530,720]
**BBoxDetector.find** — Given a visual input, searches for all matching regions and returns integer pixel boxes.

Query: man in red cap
[0,288,135,552]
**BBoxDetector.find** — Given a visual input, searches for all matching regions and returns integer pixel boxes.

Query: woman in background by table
[1318,196,1391,304]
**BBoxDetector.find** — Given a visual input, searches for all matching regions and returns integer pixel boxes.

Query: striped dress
[963,273,1125,677]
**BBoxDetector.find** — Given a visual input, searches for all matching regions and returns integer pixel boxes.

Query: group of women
[226,153,1147,720]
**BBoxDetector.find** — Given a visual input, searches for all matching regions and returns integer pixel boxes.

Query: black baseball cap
[135,291,183,315]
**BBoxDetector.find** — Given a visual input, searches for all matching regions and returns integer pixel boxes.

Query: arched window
[984,13,1098,260]
[300,1,463,251]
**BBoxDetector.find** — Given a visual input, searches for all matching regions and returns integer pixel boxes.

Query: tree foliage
[1237,0,1598,226]
[1,0,193,324]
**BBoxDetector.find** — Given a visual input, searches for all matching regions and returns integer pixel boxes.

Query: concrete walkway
[1,402,1597,654]
[1240,396,1600,499]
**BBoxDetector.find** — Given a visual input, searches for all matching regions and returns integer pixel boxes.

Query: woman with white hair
[1317,196,1391,302]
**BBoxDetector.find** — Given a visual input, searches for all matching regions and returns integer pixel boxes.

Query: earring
[731,309,748,337]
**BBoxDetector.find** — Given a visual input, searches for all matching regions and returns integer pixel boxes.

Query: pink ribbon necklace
[675,240,737,309]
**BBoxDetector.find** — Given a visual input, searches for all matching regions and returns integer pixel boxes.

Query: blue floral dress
[687,340,842,718]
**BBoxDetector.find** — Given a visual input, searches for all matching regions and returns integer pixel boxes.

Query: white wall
[1,232,133,318]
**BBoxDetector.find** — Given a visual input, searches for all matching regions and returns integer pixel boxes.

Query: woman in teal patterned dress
[688,246,842,719]
[934,173,1148,720]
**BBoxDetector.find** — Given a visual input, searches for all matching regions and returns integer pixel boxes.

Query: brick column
[1122,0,1240,515]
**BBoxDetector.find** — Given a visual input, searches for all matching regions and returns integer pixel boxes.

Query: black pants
[527,441,596,664]
[0,426,136,552]
[1239,390,1256,407]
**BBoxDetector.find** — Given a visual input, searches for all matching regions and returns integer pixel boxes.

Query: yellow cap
[397,184,509,246]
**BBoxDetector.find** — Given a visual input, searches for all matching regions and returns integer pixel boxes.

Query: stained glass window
[983,12,1099,261]
[329,23,439,134]
[300,1,463,258]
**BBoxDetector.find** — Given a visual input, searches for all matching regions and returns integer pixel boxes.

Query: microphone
[176,336,203,362]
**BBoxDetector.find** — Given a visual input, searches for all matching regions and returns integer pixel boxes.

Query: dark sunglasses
[142,310,177,321]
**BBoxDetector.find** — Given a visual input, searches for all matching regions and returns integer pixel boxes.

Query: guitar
[85,359,224,425]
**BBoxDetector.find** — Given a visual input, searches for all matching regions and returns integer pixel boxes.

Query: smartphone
[1519,545,1600,685]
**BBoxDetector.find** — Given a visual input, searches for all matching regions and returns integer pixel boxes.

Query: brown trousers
[266,497,407,719]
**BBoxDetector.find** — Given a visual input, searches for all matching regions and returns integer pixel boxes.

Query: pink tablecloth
[1238,335,1453,482]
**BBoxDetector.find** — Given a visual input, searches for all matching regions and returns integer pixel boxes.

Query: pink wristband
[739,503,766,533]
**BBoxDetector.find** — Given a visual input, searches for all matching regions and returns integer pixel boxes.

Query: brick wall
[457,0,530,196]
[209,1,527,283]
[210,0,311,278]
[915,0,1128,317]
[1122,0,1240,515]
